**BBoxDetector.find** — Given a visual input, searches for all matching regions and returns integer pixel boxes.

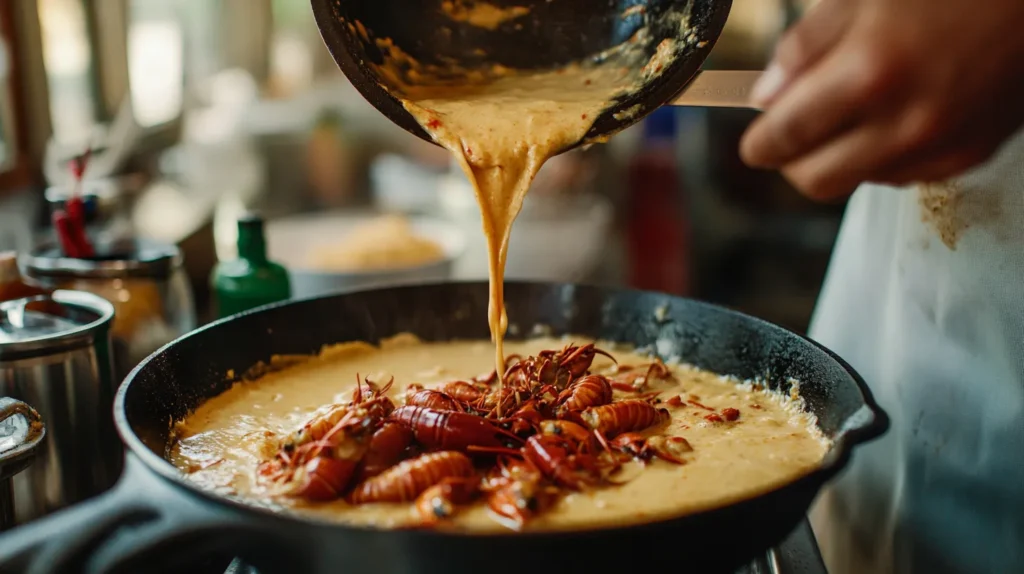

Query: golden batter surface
[169,336,829,532]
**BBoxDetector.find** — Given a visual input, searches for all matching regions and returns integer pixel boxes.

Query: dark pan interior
[121,281,881,470]
[313,0,733,148]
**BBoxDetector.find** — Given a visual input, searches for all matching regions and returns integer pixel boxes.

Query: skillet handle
[0,455,301,574]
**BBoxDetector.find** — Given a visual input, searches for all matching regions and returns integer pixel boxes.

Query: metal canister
[0,398,45,531]
[22,238,196,381]
[0,291,119,526]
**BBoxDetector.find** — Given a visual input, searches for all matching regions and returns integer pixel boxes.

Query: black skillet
[312,0,752,152]
[0,282,887,574]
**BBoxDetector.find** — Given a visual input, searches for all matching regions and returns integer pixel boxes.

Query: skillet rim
[113,280,889,539]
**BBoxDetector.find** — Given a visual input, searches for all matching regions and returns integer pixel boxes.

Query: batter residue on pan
[170,336,830,532]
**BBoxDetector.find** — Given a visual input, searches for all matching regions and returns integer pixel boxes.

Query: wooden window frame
[0,0,34,195]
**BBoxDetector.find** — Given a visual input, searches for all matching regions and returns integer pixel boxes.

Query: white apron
[807,130,1024,574]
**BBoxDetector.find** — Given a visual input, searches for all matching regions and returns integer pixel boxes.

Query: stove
[221,518,828,574]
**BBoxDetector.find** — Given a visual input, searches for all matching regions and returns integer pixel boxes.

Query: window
[0,37,15,172]
[37,0,99,148]
[127,0,184,128]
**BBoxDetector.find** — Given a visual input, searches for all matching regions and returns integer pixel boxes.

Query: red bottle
[626,109,690,295]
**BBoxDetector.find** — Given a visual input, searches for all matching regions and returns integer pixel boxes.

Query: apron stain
[917,181,1002,250]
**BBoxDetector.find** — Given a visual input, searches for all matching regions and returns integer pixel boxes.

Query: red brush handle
[63,196,94,258]
[53,211,82,258]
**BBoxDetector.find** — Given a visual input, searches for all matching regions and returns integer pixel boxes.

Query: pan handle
[0,455,303,574]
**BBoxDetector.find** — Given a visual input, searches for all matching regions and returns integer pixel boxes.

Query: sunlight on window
[0,38,13,170]
[268,0,316,98]
[37,0,97,146]
[128,0,184,127]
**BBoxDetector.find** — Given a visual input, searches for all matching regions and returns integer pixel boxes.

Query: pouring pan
[312,0,761,152]
[0,282,887,574]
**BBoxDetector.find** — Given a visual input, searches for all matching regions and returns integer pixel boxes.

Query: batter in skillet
[170,336,829,532]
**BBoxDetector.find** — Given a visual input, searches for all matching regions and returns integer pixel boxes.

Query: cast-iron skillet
[0,282,888,574]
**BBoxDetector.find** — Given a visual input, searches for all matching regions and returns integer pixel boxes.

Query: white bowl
[265,212,465,299]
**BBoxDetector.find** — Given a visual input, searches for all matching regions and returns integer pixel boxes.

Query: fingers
[872,139,1002,186]
[750,0,855,107]
[741,41,876,170]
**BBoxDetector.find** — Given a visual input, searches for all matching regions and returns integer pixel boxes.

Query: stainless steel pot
[0,291,119,526]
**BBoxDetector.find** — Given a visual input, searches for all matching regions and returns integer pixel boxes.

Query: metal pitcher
[0,291,119,526]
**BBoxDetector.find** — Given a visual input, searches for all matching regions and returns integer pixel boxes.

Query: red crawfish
[436,380,488,403]
[389,406,523,452]
[610,360,673,393]
[353,422,415,482]
[414,476,480,524]
[352,375,395,405]
[602,432,692,465]
[406,389,463,412]
[556,374,613,417]
[258,401,386,500]
[349,451,475,504]
[259,456,358,502]
[522,434,607,491]
[483,457,555,529]
[505,343,615,391]
[581,399,671,437]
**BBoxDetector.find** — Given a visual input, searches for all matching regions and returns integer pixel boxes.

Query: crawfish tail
[407,390,462,412]
[557,375,613,414]
[390,406,522,451]
[580,400,671,437]
[349,451,474,504]
[355,422,415,482]
[437,380,486,403]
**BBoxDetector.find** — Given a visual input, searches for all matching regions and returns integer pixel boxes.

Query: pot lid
[0,291,115,360]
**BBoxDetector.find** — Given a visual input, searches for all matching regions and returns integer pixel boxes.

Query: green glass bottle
[212,214,291,319]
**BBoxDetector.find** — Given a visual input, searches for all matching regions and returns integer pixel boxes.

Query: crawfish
[354,422,415,482]
[522,434,606,490]
[259,402,385,500]
[606,432,692,465]
[610,360,673,393]
[581,400,671,437]
[277,391,392,455]
[403,383,425,403]
[406,389,462,412]
[349,451,475,504]
[437,380,488,403]
[389,406,523,452]
[483,457,553,529]
[352,375,395,404]
[557,374,613,417]
[539,419,595,449]
[498,403,538,436]
[283,456,359,501]
[414,476,480,524]
[505,343,614,392]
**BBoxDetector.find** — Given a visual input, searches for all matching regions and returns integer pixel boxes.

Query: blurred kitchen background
[0,0,839,334]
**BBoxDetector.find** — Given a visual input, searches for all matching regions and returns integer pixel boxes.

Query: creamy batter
[169,336,829,532]
[398,66,636,379]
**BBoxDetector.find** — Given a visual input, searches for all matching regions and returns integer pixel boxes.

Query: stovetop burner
[222,519,827,574]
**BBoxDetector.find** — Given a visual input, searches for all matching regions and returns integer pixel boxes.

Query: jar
[22,239,196,381]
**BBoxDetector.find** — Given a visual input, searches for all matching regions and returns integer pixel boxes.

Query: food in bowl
[170,335,829,532]
[304,215,446,272]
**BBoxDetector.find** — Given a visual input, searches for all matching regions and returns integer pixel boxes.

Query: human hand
[739,0,1024,201]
